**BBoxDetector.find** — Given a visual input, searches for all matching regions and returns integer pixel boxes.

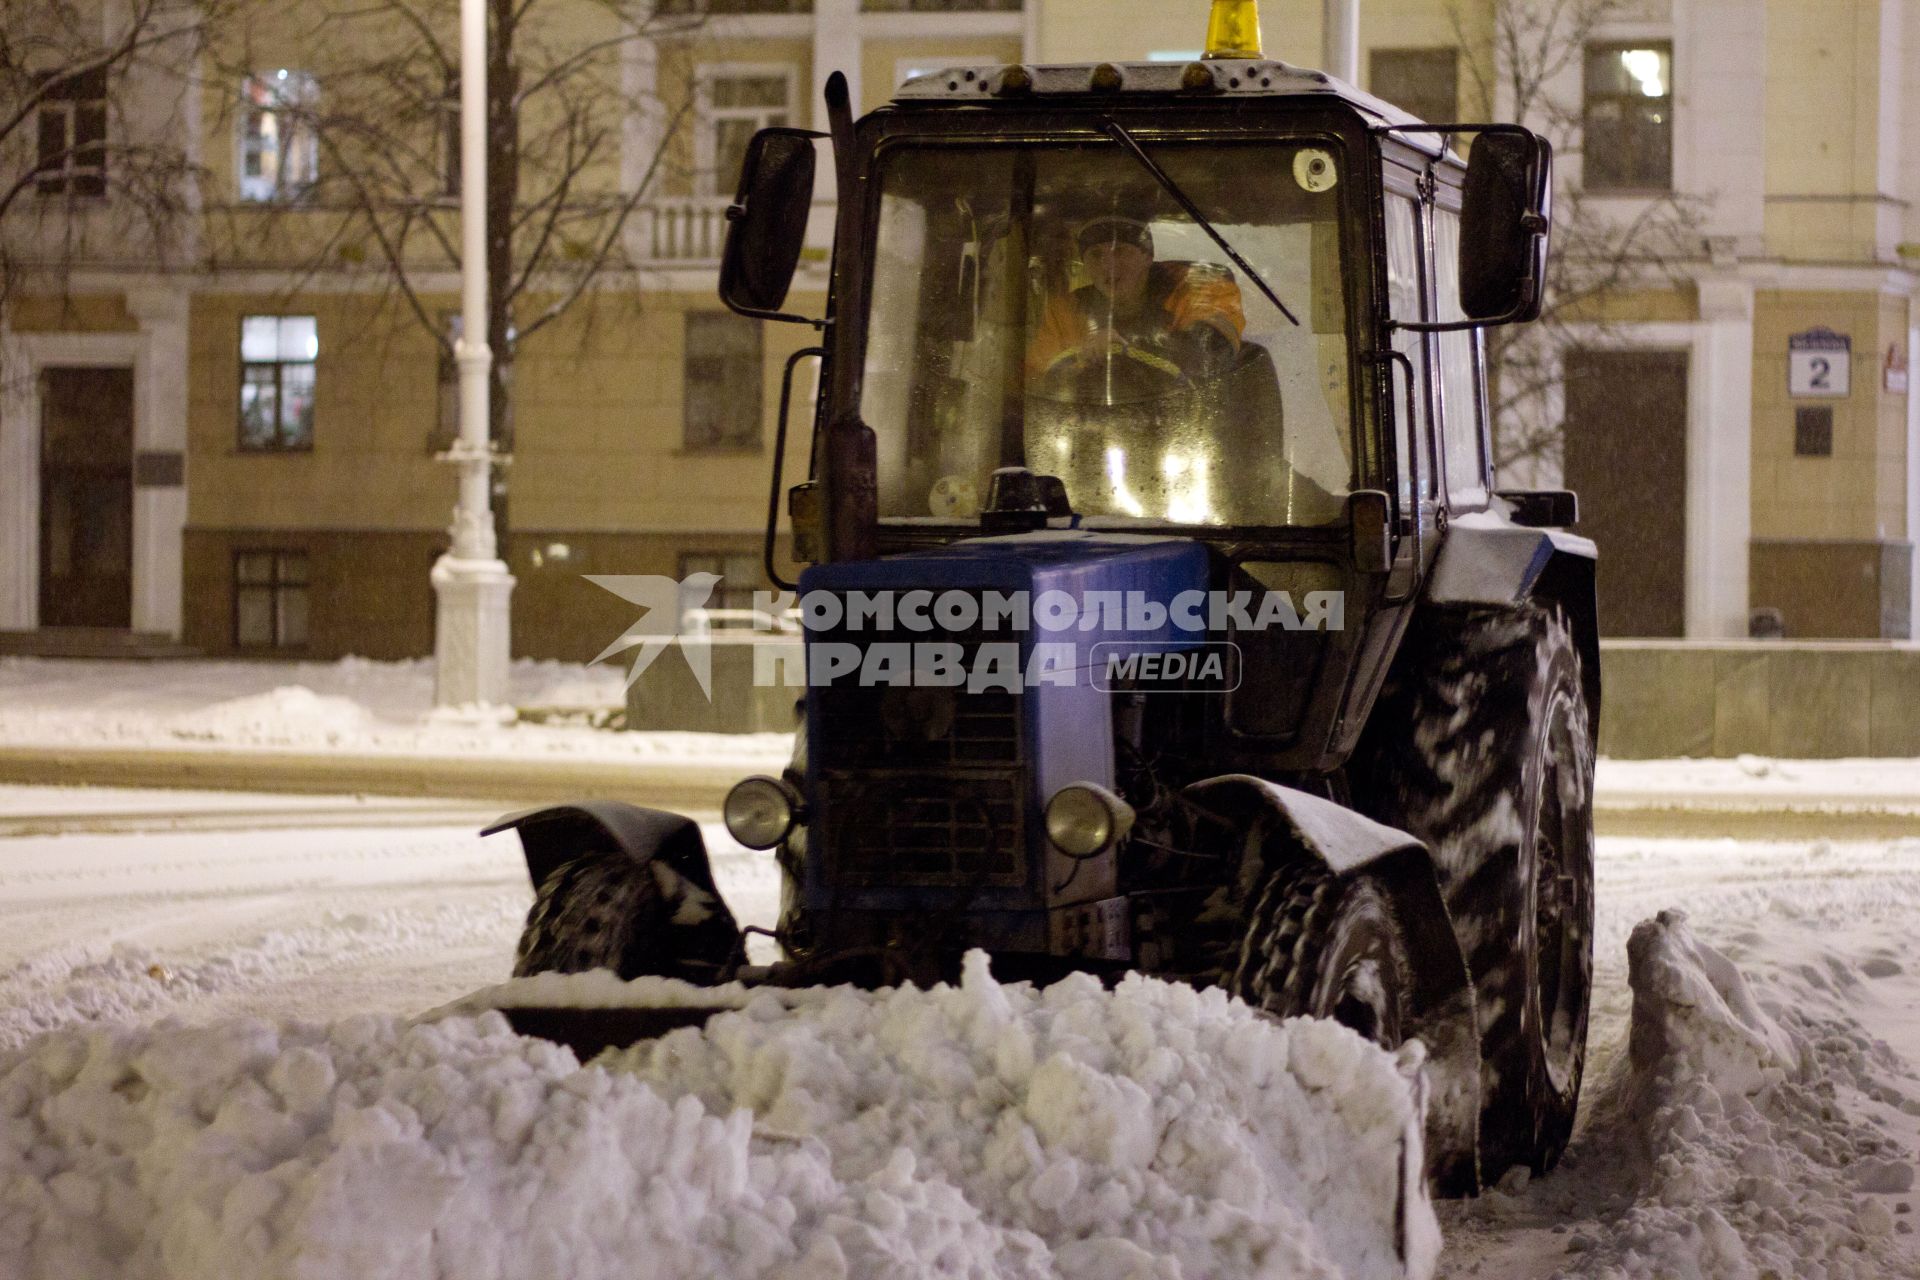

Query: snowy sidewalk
[2,657,1917,826]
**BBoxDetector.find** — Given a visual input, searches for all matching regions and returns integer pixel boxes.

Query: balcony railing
[656,0,813,13]
[639,197,734,263]
[658,0,1018,10]
[861,0,1021,9]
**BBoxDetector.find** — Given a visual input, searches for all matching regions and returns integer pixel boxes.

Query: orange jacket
[1026,262,1246,380]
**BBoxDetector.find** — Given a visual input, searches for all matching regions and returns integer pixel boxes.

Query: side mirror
[719,128,823,324]
[1459,129,1552,324]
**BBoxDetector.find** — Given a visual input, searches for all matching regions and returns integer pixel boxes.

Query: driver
[1026,214,1246,386]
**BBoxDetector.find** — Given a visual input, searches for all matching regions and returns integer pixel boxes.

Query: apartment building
[4,0,1919,659]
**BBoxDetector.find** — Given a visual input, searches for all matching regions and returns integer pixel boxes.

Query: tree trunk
[488,0,519,559]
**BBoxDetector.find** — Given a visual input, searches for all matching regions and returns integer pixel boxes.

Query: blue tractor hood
[793,531,1217,947]
[797,529,1213,662]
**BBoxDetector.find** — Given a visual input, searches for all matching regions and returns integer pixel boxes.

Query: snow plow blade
[498,1005,737,1061]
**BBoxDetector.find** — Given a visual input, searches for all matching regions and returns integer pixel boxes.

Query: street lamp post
[431,0,515,711]
[1323,0,1359,84]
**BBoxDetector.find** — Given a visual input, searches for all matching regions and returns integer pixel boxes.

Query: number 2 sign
[1789,328,1851,398]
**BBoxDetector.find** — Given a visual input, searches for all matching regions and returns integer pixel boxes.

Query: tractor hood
[792,531,1216,947]
[796,529,1213,662]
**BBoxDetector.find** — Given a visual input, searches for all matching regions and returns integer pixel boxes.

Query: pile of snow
[1517,910,1917,1279]
[0,955,1436,1280]
[0,656,794,765]
[168,688,374,744]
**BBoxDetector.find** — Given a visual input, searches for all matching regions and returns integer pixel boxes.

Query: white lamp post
[431,0,515,712]
[1323,0,1359,84]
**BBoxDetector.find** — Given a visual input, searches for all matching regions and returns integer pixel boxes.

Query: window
[235,551,310,648]
[1370,48,1458,126]
[240,315,318,450]
[862,140,1356,529]
[239,71,319,202]
[678,551,761,618]
[683,311,763,450]
[697,68,792,196]
[434,312,461,451]
[1432,206,1487,501]
[658,0,812,12]
[861,0,1022,10]
[440,78,461,200]
[35,67,108,196]
[1384,192,1436,504]
[1583,42,1672,191]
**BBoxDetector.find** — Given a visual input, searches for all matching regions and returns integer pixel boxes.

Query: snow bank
[1548,910,1916,1279]
[0,955,1437,1280]
[0,656,794,767]
[167,688,374,743]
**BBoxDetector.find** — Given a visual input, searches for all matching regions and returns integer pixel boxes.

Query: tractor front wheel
[1232,864,1413,1051]
[514,852,665,979]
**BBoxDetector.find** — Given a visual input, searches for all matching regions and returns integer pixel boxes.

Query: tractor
[485,0,1598,1197]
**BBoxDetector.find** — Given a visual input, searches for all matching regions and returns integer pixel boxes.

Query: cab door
[1429,175,1493,510]
[1381,164,1441,575]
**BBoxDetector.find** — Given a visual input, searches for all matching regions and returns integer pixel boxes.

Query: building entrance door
[1563,349,1689,637]
[39,366,135,629]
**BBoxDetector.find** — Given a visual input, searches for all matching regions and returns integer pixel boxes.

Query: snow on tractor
[485,0,1597,1197]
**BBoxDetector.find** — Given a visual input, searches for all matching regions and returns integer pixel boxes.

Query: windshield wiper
[1100,120,1300,327]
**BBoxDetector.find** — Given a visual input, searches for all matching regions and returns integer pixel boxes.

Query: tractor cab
[719,12,1554,777]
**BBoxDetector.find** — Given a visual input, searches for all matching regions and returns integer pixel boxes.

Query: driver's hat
[1076,214,1153,256]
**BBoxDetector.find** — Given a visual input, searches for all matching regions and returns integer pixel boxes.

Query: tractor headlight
[723,776,802,850]
[1044,783,1135,858]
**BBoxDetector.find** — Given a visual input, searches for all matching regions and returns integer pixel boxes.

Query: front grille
[809,595,1028,888]
[809,607,1023,772]
[817,769,1026,887]
[814,680,1022,770]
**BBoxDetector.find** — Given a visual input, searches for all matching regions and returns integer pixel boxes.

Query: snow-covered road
[2,783,1918,1276]
[0,786,785,1046]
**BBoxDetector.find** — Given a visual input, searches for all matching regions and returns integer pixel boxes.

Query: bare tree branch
[1449,0,1704,479]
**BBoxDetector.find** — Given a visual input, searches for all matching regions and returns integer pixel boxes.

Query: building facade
[4,0,1919,659]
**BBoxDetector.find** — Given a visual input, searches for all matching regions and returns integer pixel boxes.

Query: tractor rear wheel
[1232,864,1413,1051]
[1353,602,1596,1182]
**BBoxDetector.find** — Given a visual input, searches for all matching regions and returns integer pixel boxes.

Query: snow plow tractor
[484,1,1598,1197]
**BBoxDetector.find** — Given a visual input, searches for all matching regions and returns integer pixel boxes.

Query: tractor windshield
[862,138,1354,529]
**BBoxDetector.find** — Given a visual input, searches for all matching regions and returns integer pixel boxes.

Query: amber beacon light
[1203,0,1263,59]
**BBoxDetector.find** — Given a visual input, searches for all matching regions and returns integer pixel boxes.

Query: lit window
[239,315,318,450]
[35,66,108,197]
[1582,42,1673,192]
[1370,48,1458,126]
[698,69,793,195]
[234,551,310,649]
[683,312,763,450]
[239,71,319,202]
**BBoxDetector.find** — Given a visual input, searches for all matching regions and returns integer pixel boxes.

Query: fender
[483,800,721,900]
[1186,774,1482,1191]
[1185,776,1470,1002]
[1424,512,1601,738]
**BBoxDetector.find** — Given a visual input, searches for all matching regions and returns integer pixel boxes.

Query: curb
[1,744,1915,840]
[0,744,743,813]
